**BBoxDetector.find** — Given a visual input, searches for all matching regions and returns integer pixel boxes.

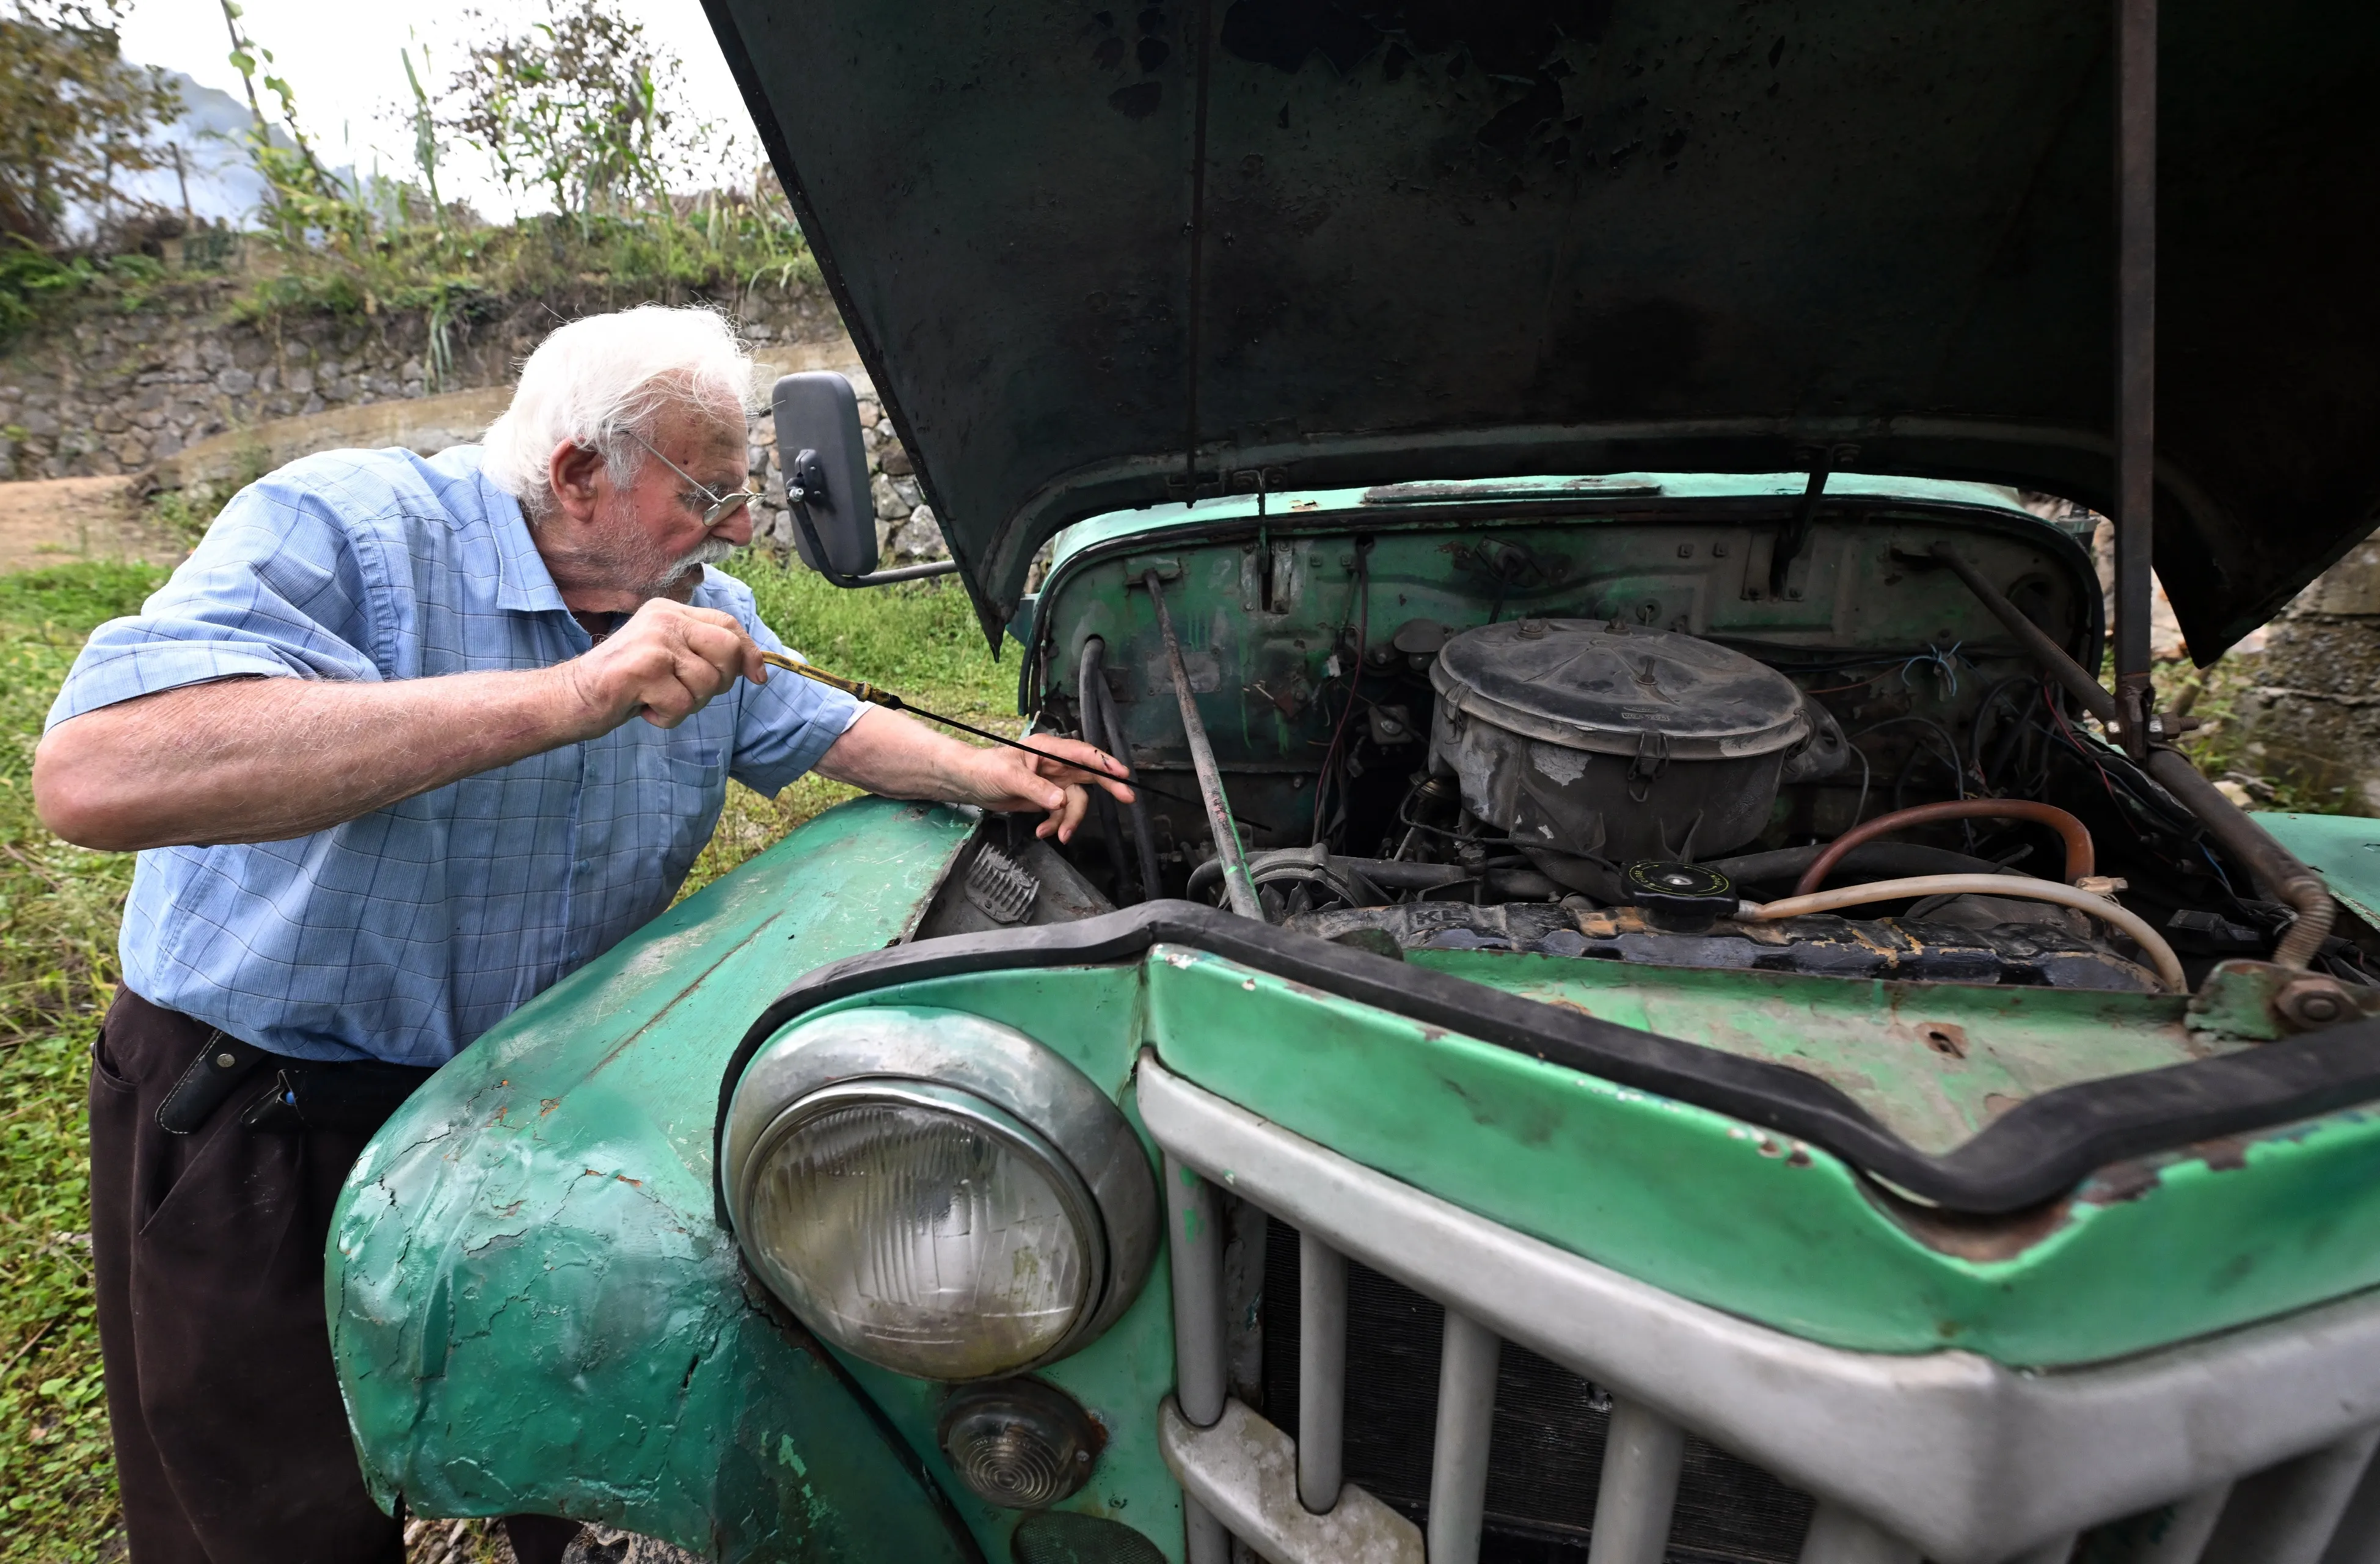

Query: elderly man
[32,305,1129,1564]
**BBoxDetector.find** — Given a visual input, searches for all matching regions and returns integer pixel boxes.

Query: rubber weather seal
[713,901,2380,1221]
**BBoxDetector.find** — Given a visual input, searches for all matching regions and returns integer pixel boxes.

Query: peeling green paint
[332,798,1187,1563]
[330,798,993,1562]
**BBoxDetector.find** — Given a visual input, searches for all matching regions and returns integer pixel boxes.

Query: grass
[0,562,172,1562]
[0,547,1008,1560]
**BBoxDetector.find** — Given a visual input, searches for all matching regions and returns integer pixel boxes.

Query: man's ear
[547,440,606,524]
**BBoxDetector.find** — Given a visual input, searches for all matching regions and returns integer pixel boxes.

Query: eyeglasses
[619,427,759,527]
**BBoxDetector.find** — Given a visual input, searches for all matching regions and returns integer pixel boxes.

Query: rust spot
[2196,1135,2253,1172]
[1756,1135,1784,1157]
[1863,1177,2076,1260]
[2080,1161,2161,1204]
[540,1098,562,1116]
[1982,1092,2023,1119]
[1919,1023,1968,1059]
[1785,1144,1813,1168]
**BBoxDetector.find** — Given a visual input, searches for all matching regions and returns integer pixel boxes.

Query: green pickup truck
[328,5,2380,1563]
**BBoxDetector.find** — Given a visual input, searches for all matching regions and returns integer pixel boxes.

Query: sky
[113,0,762,222]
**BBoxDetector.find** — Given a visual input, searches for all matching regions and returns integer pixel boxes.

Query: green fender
[328,797,984,1563]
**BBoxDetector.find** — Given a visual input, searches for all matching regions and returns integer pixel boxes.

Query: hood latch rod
[1139,570,1265,921]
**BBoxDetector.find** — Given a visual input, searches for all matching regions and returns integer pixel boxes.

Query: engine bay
[925,485,2378,1007]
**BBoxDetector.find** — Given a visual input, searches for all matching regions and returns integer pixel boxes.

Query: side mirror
[771,371,877,581]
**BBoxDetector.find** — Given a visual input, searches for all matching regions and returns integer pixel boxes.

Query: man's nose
[714,505,755,546]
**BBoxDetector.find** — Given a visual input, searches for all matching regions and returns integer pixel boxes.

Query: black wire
[1391,775,1517,847]
[1310,541,1373,846]
[1848,714,1971,809]
[1969,674,2042,789]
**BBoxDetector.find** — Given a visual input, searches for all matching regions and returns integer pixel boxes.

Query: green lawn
[0,554,1012,1561]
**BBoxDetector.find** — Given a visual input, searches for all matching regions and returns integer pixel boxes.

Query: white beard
[645,535,739,596]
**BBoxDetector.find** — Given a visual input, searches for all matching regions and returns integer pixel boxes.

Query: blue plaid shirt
[46,445,864,1067]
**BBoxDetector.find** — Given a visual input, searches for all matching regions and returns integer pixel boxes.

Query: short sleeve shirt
[46,445,864,1065]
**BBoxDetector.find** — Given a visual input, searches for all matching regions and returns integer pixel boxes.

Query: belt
[156,1031,437,1136]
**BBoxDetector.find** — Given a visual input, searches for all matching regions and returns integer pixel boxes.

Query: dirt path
[0,477,186,573]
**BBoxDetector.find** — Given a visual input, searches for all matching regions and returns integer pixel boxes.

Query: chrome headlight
[721,1008,1157,1381]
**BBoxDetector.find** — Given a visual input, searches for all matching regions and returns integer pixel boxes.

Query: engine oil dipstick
[758,651,1230,822]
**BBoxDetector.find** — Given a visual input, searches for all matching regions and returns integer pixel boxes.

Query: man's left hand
[953,734,1137,842]
[816,708,1136,843]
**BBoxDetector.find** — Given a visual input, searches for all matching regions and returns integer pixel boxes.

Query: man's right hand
[559,599,768,735]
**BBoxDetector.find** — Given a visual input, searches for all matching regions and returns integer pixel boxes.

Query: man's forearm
[34,668,588,850]
[812,707,1128,843]
[812,707,992,801]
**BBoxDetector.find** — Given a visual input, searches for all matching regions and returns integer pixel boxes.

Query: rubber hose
[1707,841,2010,888]
[1087,643,1164,904]
[1794,800,2095,897]
[1742,874,2185,991]
[1078,640,1137,904]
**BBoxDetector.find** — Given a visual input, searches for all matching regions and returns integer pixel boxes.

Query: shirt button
[575,858,591,872]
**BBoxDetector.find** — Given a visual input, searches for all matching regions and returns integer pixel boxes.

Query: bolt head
[2279,977,2355,1030]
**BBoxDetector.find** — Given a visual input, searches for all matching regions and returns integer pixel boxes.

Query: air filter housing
[1428,618,1816,864]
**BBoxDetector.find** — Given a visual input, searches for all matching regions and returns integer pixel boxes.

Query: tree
[216,0,365,254]
[0,0,181,247]
[441,0,709,220]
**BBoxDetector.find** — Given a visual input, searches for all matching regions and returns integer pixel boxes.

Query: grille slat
[1298,1232,1349,1513]
[1429,1308,1503,1564]
[1162,1151,1231,1564]
[1593,1399,1687,1564]
[1261,1217,1815,1563]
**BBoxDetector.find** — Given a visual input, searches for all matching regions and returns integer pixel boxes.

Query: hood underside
[701,0,2380,659]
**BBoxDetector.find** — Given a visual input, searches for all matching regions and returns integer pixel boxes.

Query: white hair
[481,304,756,520]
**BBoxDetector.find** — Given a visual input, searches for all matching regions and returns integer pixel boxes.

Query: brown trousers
[90,989,583,1564]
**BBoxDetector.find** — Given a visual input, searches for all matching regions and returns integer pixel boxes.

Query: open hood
[701,0,2380,659]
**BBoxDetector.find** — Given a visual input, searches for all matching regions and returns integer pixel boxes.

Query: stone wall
[0,282,833,482]
[742,376,944,565]
[0,280,952,564]
[2235,538,2380,811]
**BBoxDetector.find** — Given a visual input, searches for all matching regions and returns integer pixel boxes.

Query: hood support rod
[1143,570,1263,921]
[2112,0,2158,758]
[1932,544,2335,970]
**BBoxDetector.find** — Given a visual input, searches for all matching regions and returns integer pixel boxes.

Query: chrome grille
[1140,1053,2380,1564]
[1259,1218,1816,1561]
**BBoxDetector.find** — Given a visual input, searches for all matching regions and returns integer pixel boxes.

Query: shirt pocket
[638,740,729,883]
